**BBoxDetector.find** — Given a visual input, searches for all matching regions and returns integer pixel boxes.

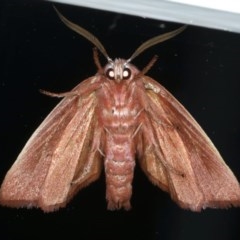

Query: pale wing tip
[177,198,240,212]
[0,194,67,212]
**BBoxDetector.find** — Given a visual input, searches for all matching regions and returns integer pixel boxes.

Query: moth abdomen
[105,157,135,210]
[104,131,137,210]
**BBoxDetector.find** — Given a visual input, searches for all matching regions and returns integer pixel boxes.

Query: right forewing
[139,76,240,211]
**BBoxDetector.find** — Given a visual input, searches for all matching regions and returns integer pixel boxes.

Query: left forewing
[0,78,103,212]
[140,76,240,211]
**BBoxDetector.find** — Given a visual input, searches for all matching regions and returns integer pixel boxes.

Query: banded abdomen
[97,80,142,210]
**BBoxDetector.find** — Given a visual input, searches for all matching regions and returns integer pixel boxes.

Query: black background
[0,0,240,239]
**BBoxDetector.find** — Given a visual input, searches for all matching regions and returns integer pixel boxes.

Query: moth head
[104,59,139,82]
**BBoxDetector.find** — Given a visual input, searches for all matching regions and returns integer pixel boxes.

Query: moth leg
[40,76,103,99]
[40,89,80,98]
[93,48,104,74]
[138,55,158,76]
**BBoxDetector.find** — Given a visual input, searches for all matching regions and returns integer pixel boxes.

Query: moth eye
[123,68,131,79]
[106,68,115,80]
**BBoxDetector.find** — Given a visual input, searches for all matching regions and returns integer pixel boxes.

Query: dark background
[0,0,240,239]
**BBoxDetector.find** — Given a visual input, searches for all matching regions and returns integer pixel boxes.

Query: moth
[1,7,240,212]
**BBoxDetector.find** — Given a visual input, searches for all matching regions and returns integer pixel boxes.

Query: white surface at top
[51,0,240,33]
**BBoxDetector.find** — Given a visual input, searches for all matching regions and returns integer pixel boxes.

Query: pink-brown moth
[1,7,240,212]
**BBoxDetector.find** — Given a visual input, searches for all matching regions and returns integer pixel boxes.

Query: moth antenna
[53,6,112,62]
[127,25,187,62]
[93,48,103,73]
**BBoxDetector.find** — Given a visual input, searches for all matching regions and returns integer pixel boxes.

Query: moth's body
[96,59,143,209]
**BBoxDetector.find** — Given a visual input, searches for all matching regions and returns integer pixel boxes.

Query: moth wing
[139,76,240,211]
[0,77,102,212]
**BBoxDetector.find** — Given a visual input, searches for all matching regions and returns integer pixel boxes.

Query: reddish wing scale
[0,77,102,212]
[139,76,240,211]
